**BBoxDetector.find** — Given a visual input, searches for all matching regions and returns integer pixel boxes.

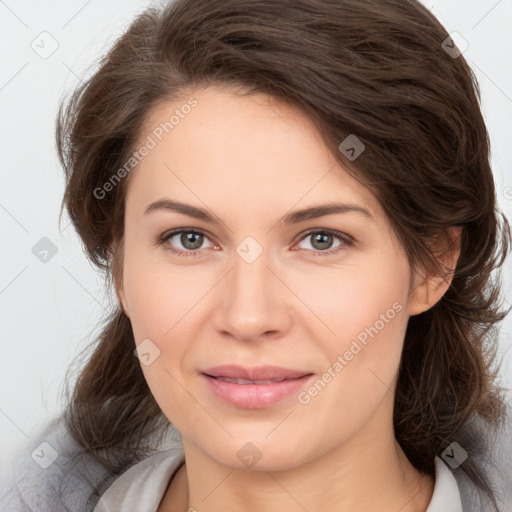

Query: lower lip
[201,374,314,409]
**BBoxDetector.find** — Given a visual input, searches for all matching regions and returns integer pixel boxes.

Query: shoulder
[453,397,512,512]
[1,414,184,512]
[0,415,113,511]
[1,415,183,511]
[94,449,185,512]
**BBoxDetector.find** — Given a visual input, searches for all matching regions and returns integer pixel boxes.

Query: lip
[200,365,314,409]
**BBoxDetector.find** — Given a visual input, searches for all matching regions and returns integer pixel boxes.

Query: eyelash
[156,228,353,258]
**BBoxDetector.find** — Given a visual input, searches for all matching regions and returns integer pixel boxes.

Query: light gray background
[1,0,511,489]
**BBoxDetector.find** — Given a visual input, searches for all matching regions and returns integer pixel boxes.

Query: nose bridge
[214,243,290,341]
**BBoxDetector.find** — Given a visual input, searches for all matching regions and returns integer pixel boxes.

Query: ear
[408,226,462,316]
[110,239,130,318]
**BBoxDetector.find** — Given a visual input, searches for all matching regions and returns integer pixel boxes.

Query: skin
[116,84,460,512]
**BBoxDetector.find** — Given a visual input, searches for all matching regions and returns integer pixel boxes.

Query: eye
[157,227,353,258]
[293,229,352,256]
[158,228,216,257]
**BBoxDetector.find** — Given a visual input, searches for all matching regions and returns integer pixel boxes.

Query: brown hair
[57,0,510,508]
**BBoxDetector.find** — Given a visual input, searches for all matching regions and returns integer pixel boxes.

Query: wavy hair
[56,0,510,508]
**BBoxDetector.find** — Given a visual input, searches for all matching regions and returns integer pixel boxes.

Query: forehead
[138,84,328,161]
[125,85,382,224]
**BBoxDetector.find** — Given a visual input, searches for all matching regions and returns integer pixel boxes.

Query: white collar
[426,457,463,512]
[94,451,462,511]
[94,448,185,511]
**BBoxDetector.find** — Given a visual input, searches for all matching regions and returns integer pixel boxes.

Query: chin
[191,431,315,473]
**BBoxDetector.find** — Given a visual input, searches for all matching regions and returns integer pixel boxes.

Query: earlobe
[116,286,130,318]
[407,227,462,317]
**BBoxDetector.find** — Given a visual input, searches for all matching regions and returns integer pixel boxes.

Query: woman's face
[118,85,429,471]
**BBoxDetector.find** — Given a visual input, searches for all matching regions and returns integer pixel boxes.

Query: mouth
[201,364,312,381]
[200,366,314,409]
[205,376,295,385]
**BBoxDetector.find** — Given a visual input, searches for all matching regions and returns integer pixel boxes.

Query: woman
[3,0,511,511]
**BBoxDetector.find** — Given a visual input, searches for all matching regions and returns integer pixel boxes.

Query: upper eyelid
[163,227,216,244]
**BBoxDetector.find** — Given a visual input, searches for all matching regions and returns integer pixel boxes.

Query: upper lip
[201,365,312,381]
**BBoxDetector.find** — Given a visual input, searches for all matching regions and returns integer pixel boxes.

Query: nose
[212,248,293,343]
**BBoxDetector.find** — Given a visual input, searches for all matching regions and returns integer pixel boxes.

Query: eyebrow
[144,199,374,224]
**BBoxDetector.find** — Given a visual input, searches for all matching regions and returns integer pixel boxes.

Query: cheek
[122,241,209,342]
[339,267,409,349]
[291,252,411,415]
[288,251,411,354]
[121,246,215,404]
[123,256,202,426]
